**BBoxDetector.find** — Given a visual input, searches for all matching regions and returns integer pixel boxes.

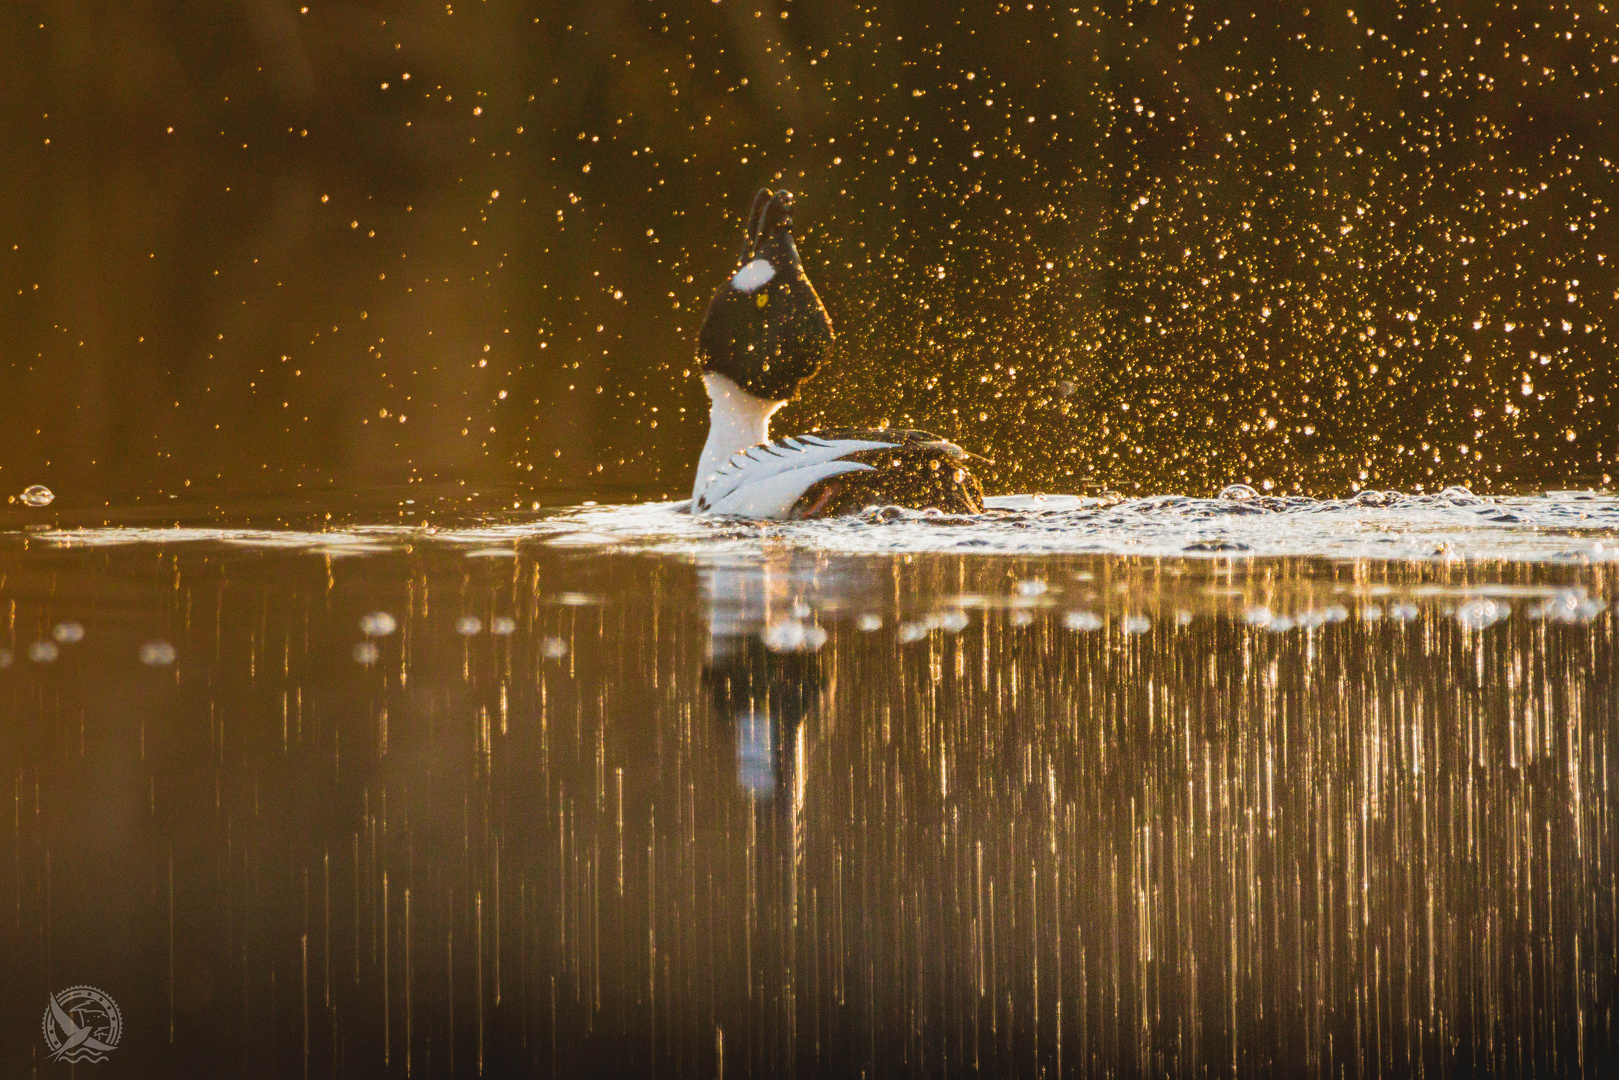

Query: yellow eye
[755,292,769,308]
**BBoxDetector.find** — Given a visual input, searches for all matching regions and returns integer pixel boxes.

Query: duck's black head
[696,189,835,401]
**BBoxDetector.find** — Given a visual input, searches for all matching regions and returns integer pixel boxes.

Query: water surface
[2,493,1615,1076]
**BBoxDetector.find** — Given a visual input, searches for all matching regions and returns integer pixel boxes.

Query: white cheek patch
[729,258,776,293]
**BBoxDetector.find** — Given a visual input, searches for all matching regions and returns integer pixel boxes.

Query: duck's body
[689,190,984,519]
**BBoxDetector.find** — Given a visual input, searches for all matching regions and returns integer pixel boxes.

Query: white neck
[693,373,785,502]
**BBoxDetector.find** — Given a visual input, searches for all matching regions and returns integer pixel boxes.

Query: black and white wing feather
[695,434,895,518]
[695,430,985,519]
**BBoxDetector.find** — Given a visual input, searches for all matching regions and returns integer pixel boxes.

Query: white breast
[696,434,898,518]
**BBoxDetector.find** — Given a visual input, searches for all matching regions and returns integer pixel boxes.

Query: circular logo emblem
[42,986,122,1064]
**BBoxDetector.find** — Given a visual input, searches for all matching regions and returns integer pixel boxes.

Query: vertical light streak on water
[300,932,309,1080]
[381,870,389,1067]
[168,844,176,1044]
[477,889,485,1075]
[404,885,412,1077]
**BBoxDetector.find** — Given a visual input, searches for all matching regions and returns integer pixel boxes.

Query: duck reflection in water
[698,554,836,805]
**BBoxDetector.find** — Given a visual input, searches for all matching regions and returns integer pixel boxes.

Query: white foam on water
[481,488,1619,564]
[21,488,1619,565]
[33,525,411,555]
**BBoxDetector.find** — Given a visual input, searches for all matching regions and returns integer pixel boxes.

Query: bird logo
[41,986,122,1064]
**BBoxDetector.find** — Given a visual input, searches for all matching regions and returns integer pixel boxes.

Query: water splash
[17,484,54,508]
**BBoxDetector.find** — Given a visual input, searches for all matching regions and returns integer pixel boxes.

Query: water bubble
[1014,579,1048,598]
[1360,605,1383,621]
[353,641,381,665]
[18,484,54,507]
[856,614,883,632]
[52,621,85,643]
[1176,610,1194,626]
[456,616,484,635]
[762,619,828,653]
[28,641,59,663]
[1218,484,1259,501]
[1010,610,1035,626]
[540,636,569,659]
[140,640,177,666]
[1529,592,1604,623]
[1567,598,1603,623]
[1064,611,1104,631]
[1121,615,1152,634]
[900,615,939,641]
[859,505,907,524]
[1455,598,1510,630]
[1268,615,1296,632]
[1530,593,1577,621]
[1243,606,1274,627]
[360,611,398,636]
[938,610,970,634]
[490,616,518,635]
[1388,603,1421,622]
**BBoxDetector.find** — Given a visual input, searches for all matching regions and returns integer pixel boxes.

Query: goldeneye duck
[691,189,985,519]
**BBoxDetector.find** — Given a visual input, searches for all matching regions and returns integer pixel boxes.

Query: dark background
[2,0,1615,514]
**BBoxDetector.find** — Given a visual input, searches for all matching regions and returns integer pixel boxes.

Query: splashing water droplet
[360,611,398,636]
[19,484,54,507]
[140,640,177,666]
